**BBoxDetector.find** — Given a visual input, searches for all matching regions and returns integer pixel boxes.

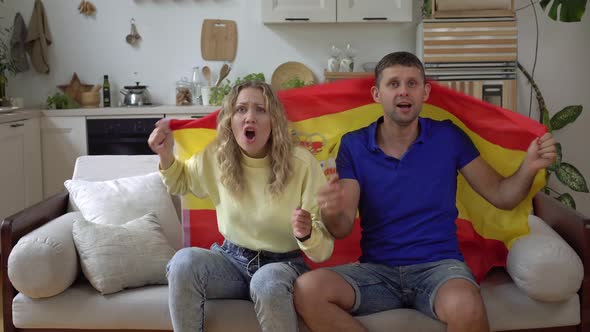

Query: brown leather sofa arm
[533,192,590,332]
[1,191,69,332]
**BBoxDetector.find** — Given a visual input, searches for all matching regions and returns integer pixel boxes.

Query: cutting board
[201,19,237,61]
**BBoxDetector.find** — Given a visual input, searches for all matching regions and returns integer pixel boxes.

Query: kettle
[120,82,152,106]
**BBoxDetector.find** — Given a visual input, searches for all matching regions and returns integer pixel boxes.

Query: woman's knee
[167,247,211,281]
[250,262,298,300]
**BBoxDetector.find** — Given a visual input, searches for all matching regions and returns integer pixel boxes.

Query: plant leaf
[550,105,582,130]
[556,162,589,192]
[541,107,552,131]
[556,193,576,210]
[547,142,562,172]
[540,0,587,22]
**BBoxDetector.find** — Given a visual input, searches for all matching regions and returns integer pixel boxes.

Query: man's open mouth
[397,102,412,110]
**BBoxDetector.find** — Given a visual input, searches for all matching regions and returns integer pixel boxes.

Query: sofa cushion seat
[13,269,579,331]
[482,269,580,331]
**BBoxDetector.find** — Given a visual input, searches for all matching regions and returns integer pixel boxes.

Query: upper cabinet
[261,0,412,23]
[261,0,336,23]
[336,0,412,23]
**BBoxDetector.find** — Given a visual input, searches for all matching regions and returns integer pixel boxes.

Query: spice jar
[176,77,193,106]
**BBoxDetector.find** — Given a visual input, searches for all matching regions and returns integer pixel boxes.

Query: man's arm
[318,177,360,239]
[461,133,556,210]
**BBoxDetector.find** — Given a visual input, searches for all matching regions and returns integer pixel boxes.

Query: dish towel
[10,12,30,73]
[25,0,52,74]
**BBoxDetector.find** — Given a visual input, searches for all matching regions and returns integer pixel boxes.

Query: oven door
[86,116,162,155]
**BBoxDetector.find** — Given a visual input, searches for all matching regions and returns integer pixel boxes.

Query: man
[293,51,556,332]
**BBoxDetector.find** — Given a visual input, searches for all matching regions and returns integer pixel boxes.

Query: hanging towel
[25,0,52,74]
[11,13,30,73]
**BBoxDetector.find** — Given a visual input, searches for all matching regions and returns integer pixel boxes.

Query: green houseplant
[517,0,588,208]
[209,73,266,106]
[0,14,17,101]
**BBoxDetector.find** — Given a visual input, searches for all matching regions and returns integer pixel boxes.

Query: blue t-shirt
[336,117,479,266]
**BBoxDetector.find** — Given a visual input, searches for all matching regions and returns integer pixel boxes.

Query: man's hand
[292,208,312,241]
[524,132,557,173]
[317,175,345,219]
[148,118,175,169]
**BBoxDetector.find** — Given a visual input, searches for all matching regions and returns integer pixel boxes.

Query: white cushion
[8,212,82,299]
[72,213,175,295]
[506,215,584,302]
[64,172,182,250]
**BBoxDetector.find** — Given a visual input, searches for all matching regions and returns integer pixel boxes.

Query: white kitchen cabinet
[0,118,42,219]
[165,113,205,120]
[261,0,336,23]
[336,0,412,22]
[41,116,87,198]
[261,0,412,23]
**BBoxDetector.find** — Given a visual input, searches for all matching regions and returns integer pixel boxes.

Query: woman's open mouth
[244,128,256,143]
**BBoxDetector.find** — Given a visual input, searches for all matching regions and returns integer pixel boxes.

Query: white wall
[516,0,590,215]
[2,0,419,107]
[3,0,589,215]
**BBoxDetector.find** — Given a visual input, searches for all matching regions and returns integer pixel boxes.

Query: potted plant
[517,0,588,209]
[0,18,17,104]
[46,92,78,110]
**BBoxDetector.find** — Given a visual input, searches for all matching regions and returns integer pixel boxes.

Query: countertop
[0,105,218,123]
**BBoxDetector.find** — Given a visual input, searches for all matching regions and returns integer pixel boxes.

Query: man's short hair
[374,51,426,86]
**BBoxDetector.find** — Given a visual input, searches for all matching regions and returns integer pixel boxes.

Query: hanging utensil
[126,18,141,45]
[202,66,212,87]
[215,63,231,87]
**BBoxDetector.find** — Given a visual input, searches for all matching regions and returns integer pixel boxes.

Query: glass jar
[176,77,193,106]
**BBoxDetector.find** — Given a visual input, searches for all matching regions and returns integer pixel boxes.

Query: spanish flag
[170,77,546,282]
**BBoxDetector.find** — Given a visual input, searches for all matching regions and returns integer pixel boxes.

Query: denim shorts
[327,259,478,320]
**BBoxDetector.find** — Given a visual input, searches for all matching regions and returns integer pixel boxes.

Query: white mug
[201,87,211,106]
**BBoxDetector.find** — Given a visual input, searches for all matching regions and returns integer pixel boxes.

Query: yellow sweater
[160,145,334,262]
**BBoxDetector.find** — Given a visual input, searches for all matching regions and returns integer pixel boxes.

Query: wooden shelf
[324,70,373,83]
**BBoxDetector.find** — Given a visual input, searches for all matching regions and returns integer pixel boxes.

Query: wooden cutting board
[201,19,237,61]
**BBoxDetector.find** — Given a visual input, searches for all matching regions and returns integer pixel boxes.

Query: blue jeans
[327,259,478,319]
[166,240,309,332]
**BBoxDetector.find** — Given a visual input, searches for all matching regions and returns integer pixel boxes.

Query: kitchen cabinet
[336,0,412,22]
[261,0,412,23]
[165,113,205,120]
[261,0,336,23]
[0,118,42,220]
[41,116,87,198]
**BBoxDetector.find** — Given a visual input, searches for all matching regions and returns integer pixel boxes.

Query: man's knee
[435,279,485,323]
[294,269,352,314]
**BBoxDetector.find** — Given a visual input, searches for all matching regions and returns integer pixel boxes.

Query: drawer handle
[10,123,24,128]
[363,17,387,21]
[285,18,310,21]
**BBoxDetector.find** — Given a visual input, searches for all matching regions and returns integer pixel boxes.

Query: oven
[86,116,161,155]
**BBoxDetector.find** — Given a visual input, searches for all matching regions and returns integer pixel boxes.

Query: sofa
[1,154,589,332]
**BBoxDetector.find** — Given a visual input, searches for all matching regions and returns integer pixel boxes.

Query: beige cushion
[8,212,81,299]
[64,172,182,249]
[72,213,175,295]
[506,215,584,302]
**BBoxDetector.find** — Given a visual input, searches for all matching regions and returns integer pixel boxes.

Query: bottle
[191,67,202,105]
[103,75,111,107]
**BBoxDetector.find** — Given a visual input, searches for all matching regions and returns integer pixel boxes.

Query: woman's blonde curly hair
[215,80,293,198]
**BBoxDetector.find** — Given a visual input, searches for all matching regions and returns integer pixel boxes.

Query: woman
[148,80,333,332]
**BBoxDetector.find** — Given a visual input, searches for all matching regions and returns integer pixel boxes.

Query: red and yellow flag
[170,77,546,281]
